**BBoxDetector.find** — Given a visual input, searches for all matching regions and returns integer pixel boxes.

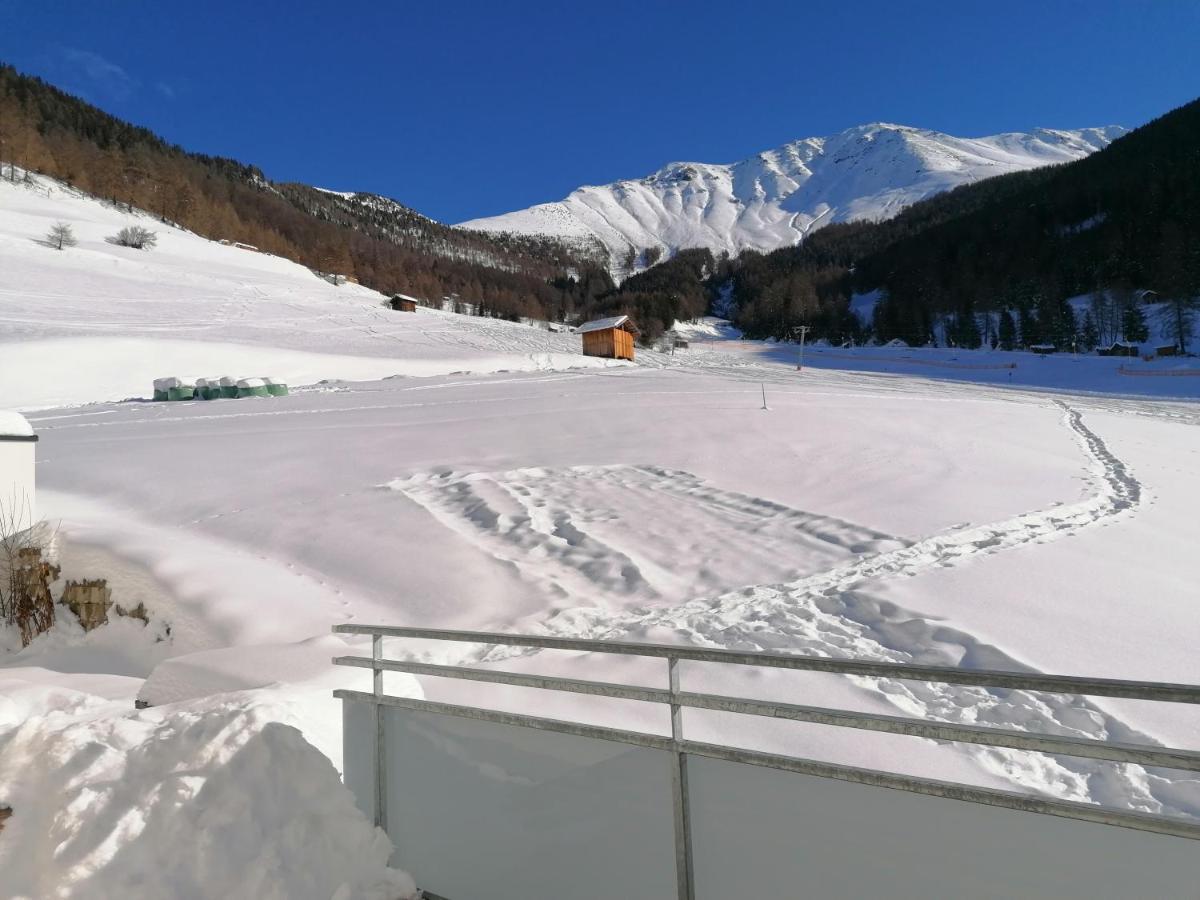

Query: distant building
[0,412,37,535]
[575,315,638,360]
[1155,343,1179,357]
[1097,341,1139,357]
[1029,343,1058,354]
[389,294,419,312]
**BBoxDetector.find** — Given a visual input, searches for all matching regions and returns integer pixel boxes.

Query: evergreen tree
[1017,304,1038,348]
[1079,311,1099,352]
[1122,302,1150,344]
[998,308,1016,351]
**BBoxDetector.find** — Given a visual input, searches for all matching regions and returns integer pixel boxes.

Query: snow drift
[0,679,416,900]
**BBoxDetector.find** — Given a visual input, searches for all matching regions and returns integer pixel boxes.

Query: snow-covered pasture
[10,362,1200,824]
[0,173,622,410]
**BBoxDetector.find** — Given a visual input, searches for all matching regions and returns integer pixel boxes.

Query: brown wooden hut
[575,316,638,360]
[389,294,419,312]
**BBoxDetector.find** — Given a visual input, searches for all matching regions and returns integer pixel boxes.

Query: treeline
[0,63,606,322]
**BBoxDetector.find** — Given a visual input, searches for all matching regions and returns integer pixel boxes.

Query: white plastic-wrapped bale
[0,411,37,535]
[264,377,289,397]
[236,377,270,398]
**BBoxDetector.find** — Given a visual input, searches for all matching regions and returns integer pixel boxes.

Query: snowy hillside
[460,123,1125,273]
[0,173,621,409]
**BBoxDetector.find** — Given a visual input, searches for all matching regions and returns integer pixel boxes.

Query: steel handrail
[333,624,1200,900]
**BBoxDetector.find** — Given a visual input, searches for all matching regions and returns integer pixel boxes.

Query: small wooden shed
[575,315,638,360]
[1097,341,1139,357]
[389,294,419,312]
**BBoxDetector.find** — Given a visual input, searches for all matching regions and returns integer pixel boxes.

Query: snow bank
[0,682,416,900]
[0,409,34,437]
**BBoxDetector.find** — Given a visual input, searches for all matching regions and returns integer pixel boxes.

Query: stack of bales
[152,375,288,401]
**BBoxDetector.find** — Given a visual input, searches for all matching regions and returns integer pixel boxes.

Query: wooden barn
[575,315,638,360]
[389,294,420,312]
[1097,341,1139,357]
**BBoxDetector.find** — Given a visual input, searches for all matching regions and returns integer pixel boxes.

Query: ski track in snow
[393,402,1200,820]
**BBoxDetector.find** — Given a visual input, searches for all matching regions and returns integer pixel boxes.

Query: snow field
[0,173,623,410]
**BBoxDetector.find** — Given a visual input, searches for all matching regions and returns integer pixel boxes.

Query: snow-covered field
[0,173,622,410]
[3,172,1200,896]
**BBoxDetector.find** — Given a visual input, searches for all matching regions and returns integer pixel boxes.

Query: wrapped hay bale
[219,376,240,399]
[264,377,289,397]
[236,377,271,398]
[195,377,223,400]
[153,376,197,401]
[170,376,199,401]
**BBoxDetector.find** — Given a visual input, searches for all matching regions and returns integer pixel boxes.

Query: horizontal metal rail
[332,623,1200,704]
[334,689,1200,842]
[334,655,672,705]
[675,691,1200,772]
[335,654,1200,772]
[336,689,674,753]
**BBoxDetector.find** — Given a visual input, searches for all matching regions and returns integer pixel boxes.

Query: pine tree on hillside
[998,308,1016,351]
[1121,302,1150,344]
[1079,311,1099,352]
[1017,304,1038,348]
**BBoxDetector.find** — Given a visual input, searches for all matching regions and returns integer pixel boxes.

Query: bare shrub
[111,224,158,249]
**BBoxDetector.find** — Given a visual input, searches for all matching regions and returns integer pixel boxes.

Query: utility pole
[792,325,810,371]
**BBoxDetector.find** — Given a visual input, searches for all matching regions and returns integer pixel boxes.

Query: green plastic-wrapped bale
[236,378,270,398]
[154,376,197,401]
[265,378,289,397]
[219,376,239,398]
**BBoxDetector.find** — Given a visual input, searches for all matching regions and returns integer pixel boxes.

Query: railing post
[668,656,695,900]
[373,633,388,834]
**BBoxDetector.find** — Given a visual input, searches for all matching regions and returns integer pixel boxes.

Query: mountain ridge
[459,123,1126,275]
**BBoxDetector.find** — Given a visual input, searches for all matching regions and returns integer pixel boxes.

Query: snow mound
[0,409,34,437]
[0,685,416,900]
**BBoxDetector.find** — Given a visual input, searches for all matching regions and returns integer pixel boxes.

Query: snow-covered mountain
[459,123,1126,273]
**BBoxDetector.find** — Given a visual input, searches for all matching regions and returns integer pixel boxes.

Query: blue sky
[1,1,1196,223]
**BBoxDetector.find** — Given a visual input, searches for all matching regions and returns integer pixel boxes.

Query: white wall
[0,440,36,535]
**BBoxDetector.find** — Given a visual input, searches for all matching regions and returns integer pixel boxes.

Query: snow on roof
[575,315,638,334]
[0,410,33,438]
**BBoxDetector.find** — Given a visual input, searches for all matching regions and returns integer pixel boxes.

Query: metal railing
[333,624,1200,900]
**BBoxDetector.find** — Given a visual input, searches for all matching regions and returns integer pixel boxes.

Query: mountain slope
[459,124,1124,273]
[0,62,597,322]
